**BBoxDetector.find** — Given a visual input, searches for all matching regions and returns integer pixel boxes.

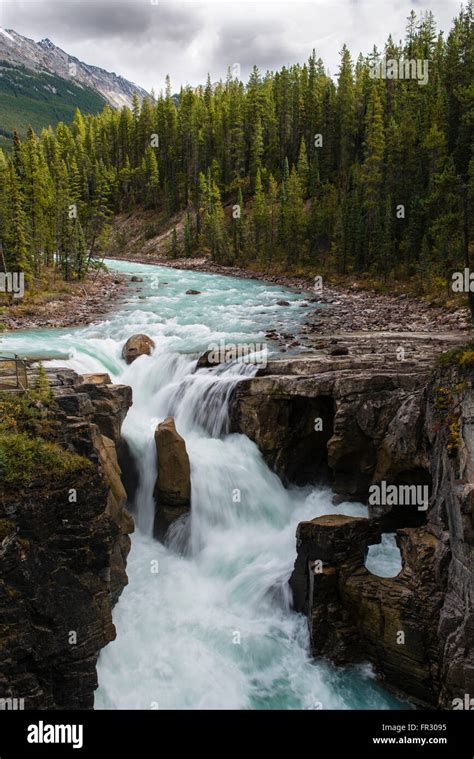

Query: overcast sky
[0,0,462,94]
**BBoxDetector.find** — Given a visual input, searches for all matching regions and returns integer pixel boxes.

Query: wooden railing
[0,354,28,391]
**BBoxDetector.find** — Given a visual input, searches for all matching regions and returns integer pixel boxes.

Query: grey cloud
[2,0,202,42]
[0,0,463,93]
[2,0,154,38]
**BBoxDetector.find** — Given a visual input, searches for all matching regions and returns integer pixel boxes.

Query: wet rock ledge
[0,368,133,709]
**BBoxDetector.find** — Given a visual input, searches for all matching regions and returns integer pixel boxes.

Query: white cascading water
[0,260,405,710]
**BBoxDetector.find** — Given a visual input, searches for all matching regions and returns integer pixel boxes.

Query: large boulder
[153,416,191,540]
[122,334,155,364]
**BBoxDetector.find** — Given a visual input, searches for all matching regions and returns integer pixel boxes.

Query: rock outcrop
[424,365,474,707]
[122,334,155,364]
[153,416,191,540]
[230,347,474,708]
[230,351,431,497]
[0,368,134,709]
[290,515,448,706]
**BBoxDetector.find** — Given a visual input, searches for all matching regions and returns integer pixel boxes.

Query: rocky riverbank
[105,254,472,353]
[0,269,127,332]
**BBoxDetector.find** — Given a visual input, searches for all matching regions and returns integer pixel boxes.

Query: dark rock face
[153,416,191,540]
[425,368,474,707]
[230,354,429,497]
[0,369,134,709]
[121,334,155,364]
[231,353,474,708]
[290,516,448,706]
[60,376,132,444]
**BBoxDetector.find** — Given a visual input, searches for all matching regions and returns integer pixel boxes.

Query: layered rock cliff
[229,343,474,708]
[0,369,133,709]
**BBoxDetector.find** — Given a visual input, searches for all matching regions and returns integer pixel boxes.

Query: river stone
[196,348,221,369]
[153,416,191,540]
[81,372,112,385]
[122,334,155,364]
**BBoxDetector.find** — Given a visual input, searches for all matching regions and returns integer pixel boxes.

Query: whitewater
[0,259,406,710]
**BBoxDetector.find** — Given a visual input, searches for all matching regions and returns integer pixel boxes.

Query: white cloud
[0,0,462,93]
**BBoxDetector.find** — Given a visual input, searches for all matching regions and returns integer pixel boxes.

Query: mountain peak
[38,38,55,50]
[0,28,15,43]
[0,27,149,108]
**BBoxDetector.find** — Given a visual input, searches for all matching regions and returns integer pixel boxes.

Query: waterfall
[0,259,405,710]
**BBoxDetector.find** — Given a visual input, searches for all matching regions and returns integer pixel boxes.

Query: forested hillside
[0,6,472,292]
[0,62,107,152]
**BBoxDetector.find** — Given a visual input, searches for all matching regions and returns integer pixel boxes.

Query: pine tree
[360,86,385,269]
[252,168,267,257]
[184,211,193,257]
[4,163,30,275]
[171,226,178,258]
[297,138,310,198]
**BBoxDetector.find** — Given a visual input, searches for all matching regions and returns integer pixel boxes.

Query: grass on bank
[0,432,91,487]
[0,368,92,488]
[0,261,109,331]
[437,341,474,368]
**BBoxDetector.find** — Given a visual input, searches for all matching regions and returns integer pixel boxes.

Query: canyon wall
[230,351,474,708]
[0,370,133,709]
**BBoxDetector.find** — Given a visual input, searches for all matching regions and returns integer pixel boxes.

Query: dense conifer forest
[0,6,472,293]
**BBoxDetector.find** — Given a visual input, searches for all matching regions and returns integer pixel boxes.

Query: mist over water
[0,260,406,710]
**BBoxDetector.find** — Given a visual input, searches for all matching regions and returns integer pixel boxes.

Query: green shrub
[28,364,53,405]
[437,341,474,368]
[144,223,160,240]
[0,432,92,487]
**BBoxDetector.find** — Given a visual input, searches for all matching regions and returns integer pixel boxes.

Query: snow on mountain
[0,28,15,42]
[0,28,149,108]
